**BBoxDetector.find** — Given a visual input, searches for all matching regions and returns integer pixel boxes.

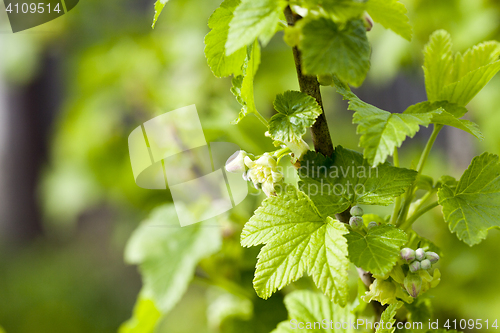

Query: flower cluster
[400,247,440,272]
[225,150,284,197]
[400,247,440,298]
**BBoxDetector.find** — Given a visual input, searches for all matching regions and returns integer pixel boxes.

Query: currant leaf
[226,0,287,55]
[318,0,366,21]
[268,91,322,143]
[438,152,500,246]
[241,187,349,306]
[152,0,168,28]
[300,18,371,87]
[204,0,247,78]
[423,30,500,106]
[333,77,438,166]
[345,225,408,276]
[404,101,484,140]
[231,41,261,124]
[298,147,417,218]
[271,290,356,333]
[366,0,412,41]
[375,302,403,333]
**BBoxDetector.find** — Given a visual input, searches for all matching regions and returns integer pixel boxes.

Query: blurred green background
[0,0,499,332]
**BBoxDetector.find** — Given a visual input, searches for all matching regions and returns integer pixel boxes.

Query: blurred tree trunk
[0,54,60,244]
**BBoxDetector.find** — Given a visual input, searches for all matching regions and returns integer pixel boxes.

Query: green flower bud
[415,248,426,261]
[225,150,248,173]
[409,261,421,273]
[349,216,363,229]
[350,206,364,217]
[367,221,378,229]
[425,251,440,263]
[404,273,422,298]
[400,248,416,263]
[317,74,333,86]
[420,259,432,270]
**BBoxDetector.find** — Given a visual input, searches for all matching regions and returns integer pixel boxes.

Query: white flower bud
[400,248,416,263]
[367,221,378,230]
[420,259,432,270]
[415,248,426,261]
[225,150,248,173]
[425,251,440,263]
[409,261,421,273]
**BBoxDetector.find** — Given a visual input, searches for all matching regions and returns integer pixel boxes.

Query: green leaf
[346,226,407,277]
[125,204,221,313]
[241,187,349,305]
[226,0,287,55]
[366,0,412,41]
[333,77,434,166]
[404,101,484,140]
[438,152,500,246]
[436,175,458,191]
[300,18,371,87]
[423,30,454,102]
[415,175,434,192]
[316,0,366,21]
[231,41,261,124]
[152,0,168,28]
[441,60,500,106]
[205,0,247,78]
[268,91,322,142]
[376,302,402,333]
[271,290,356,333]
[298,147,417,218]
[119,297,161,333]
[406,297,433,325]
[423,30,500,106]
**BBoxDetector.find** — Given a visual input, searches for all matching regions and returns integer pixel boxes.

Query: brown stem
[284,6,344,222]
[284,6,386,321]
[284,7,334,158]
